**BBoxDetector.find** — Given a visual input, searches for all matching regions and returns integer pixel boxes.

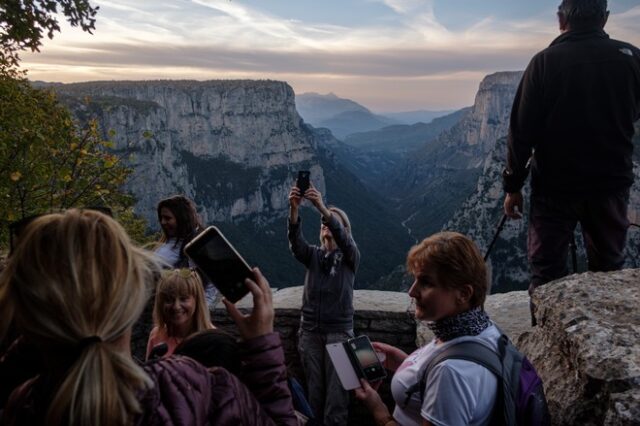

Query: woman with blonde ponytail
[0,209,296,425]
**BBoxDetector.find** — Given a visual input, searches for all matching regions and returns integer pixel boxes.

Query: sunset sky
[21,0,640,112]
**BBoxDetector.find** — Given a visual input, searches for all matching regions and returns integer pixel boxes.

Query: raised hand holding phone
[303,184,332,218]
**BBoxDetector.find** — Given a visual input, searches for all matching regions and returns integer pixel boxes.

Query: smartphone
[296,170,310,194]
[184,226,253,303]
[348,336,387,382]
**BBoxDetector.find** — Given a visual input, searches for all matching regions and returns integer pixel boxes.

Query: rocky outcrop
[518,269,640,426]
[444,136,531,291]
[387,71,523,240]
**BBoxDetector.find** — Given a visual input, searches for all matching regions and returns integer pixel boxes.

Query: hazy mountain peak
[295,92,402,139]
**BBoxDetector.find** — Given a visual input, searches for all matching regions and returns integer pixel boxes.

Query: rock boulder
[518,269,640,426]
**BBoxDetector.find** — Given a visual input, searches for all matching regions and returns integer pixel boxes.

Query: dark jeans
[527,190,629,323]
[298,329,353,426]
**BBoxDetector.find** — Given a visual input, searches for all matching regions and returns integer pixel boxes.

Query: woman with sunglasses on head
[146,268,214,360]
[288,183,360,426]
[155,195,217,305]
[0,209,297,425]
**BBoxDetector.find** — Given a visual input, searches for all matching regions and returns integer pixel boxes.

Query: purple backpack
[406,334,551,426]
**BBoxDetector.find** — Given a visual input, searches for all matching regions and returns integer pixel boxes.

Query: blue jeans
[298,329,353,426]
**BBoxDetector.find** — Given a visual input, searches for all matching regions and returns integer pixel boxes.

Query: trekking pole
[484,214,507,262]
[631,222,640,229]
[487,155,532,262]
[569,234,578,274]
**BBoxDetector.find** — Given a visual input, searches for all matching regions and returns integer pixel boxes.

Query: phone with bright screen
[184,226,253,303]
[349,335,386,382]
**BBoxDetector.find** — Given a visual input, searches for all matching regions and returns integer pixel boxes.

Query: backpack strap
[403,340,504,408]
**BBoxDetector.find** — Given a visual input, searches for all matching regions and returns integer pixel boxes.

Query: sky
[21,0,640,112]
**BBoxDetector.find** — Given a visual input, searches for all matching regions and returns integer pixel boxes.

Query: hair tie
[77,335,102,351]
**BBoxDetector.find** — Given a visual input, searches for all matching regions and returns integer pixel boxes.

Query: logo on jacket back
[619,47,633,57]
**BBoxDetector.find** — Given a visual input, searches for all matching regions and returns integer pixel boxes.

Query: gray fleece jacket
[288,215,360,332]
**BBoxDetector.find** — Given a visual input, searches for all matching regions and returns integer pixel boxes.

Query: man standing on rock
[503,0,640,325]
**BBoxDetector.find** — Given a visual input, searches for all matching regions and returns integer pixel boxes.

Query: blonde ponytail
[0,209,159,425]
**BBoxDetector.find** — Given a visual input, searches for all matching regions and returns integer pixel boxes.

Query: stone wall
[212,287,417,425]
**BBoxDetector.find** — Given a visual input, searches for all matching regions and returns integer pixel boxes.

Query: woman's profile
[355,232,500,426]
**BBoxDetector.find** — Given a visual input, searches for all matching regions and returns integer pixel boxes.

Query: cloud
[24,40,537,79]
[375,0,433,15]
[20,0,640,110]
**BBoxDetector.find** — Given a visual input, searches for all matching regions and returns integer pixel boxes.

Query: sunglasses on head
[8,206,113,255]
[161,268,198,279]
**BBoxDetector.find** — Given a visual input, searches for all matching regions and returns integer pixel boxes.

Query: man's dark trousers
[528,189,630,305]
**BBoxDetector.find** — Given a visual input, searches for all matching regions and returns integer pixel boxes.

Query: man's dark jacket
[504,28,640,196]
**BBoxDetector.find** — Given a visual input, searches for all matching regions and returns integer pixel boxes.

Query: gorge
[46,72,640,292]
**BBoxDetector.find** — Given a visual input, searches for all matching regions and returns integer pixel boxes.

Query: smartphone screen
[184,226,253,303]
[296,170,310,194]
[349,336,386,382]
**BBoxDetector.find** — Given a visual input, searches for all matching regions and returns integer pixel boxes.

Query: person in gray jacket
[288,183,360,426]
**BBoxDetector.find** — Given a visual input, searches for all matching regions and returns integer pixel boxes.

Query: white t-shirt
[391,324,500,426]
[154,238,181,268]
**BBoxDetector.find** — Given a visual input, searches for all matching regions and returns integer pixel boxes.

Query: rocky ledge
[519,269,640,426]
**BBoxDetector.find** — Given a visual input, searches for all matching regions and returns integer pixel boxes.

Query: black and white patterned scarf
[426,306,491,342]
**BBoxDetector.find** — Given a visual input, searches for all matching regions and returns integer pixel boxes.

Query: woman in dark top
[288,183,360,426]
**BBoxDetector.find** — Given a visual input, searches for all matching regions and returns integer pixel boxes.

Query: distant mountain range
[383,110,456,125]
[295,92,453,140]
[344,108,469,153]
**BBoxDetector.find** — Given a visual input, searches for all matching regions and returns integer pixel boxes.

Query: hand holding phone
[353,379,387,416]
[184,226,254,303]
[326,335,387,391]
[349,336,387,382]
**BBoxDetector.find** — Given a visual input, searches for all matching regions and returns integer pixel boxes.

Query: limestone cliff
[55,80,324,225]
[387,71,523,239]
[52,80,413,287]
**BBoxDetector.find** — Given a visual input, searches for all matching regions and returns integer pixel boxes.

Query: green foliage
[0,0,98,71]
[0,76,146,246]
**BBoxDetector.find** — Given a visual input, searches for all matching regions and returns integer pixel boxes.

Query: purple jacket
[2,333,297,426]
